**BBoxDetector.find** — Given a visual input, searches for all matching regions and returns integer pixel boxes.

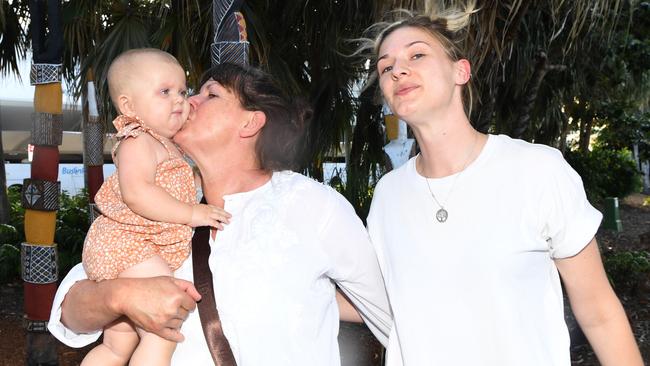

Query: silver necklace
[424,133,479,223]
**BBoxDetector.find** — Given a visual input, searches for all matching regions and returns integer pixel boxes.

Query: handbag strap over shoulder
[191,222,237,366]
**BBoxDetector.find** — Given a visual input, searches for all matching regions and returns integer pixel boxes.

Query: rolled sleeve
[48,263,102,347]
[542,152,603,259]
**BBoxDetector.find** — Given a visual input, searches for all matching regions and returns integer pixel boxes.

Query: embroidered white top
[49,171,392,366]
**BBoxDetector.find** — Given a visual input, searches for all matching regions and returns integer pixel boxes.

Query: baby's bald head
[107,48,182,106]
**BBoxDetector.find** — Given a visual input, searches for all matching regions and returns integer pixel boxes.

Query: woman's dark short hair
[203,63,311,172]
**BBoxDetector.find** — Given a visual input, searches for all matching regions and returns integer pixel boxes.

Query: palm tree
[374,0,636,149]
[4,0,642,217]
[57,0,387,218]
[242,0,386,212]
[0,0,29,223]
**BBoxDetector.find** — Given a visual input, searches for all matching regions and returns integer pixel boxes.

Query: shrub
[565,148,642,202]
[0,244,20,283]
[0,224,20,244]
[56,190,90,276]
[0,188,89,284]
[603,250,650,296]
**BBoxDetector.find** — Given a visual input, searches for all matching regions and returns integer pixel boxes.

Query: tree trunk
[579,116,594,152]
[558,109,570,154]
[512,52,548,139]
[0,117,10,224]
[512,52,566,140]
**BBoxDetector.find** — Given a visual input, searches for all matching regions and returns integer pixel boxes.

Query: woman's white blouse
[49,171,392,366]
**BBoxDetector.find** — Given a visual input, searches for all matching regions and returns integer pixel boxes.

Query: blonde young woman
[359,4,643,366]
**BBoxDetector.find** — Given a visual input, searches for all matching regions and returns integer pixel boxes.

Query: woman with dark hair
[48,62,392,365]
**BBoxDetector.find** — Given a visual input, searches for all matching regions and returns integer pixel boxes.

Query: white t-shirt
[368,134,602,366]
[49,171,392,366]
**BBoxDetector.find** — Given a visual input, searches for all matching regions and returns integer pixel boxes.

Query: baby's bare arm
[116,136,230,227]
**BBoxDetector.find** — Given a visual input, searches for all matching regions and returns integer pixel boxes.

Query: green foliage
[56,190,90,276]
[541,1,650,150]
[329,174,377,225]
[565,148,642,202]
[0,187,89,284]
[603,250,650,296]
[0,223,19,244]
[7,185,25,239]
[0,244,20,283]
[594,102,650,161]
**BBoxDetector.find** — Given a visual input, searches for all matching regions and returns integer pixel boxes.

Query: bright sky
[0,54,78,104]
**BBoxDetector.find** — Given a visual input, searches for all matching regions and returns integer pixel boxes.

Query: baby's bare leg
[81,319,139,366]
[120,255,177,366]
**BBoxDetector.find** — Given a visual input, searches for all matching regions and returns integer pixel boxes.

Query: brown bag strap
[191,220,237,366]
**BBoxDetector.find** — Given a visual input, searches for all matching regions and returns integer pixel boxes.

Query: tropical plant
[0,243,20,283]
[565,147,643,202]
[603,249,650,296]
[0,186,90,284]
[56,190,90,274]
[595,103,650,162]
[0,0,29,224]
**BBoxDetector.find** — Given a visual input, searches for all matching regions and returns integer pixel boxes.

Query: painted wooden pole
[23,0,63,364]
[211,0,249,68]
[82,69,104,223]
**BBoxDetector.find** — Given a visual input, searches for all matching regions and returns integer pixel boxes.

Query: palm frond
[0,0,28,78]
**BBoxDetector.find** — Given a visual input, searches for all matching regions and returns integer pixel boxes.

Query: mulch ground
[1,194,649,365]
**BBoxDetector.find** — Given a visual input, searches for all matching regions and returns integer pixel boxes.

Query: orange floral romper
[82,115,197,281]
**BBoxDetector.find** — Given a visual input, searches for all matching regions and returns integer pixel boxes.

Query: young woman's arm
[555,238,643,366]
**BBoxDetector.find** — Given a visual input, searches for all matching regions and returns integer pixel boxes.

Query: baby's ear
[240,111,266,138]
[117,94,136,117]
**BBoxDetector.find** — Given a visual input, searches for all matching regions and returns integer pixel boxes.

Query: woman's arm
[117,135,229,228]
[555,238,643,366]
[61,276,201,342]
[317,190,393,345]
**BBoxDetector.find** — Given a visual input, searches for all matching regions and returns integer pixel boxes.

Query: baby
[81,48,230,366]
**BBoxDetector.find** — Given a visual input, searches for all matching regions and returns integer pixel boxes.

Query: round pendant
[435,208,448,223]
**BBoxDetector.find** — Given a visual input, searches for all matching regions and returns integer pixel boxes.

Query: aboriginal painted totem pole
[211,0,249,68]
[22,0,63,364]
[82,69,104,224]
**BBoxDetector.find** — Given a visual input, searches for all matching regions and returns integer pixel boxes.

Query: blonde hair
[106,48,182,106]
[354,1,477,116]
